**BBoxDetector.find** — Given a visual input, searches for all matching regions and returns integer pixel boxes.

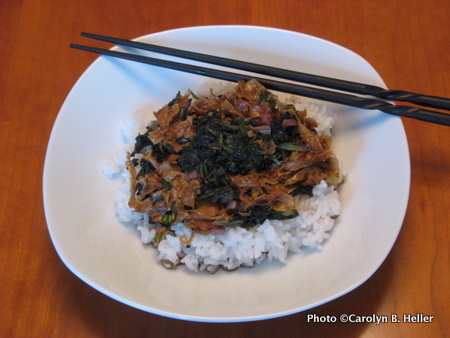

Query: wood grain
[1,0,448,337]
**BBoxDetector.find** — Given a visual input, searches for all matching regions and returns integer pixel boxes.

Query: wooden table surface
[1,0,448,337]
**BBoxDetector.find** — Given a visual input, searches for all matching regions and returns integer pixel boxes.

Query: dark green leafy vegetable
[258,91,277,108]
[168,91,181,107]
[162,211,177,224]
[290,185,314,197]
[277,143,307,152]
[153,232,163,244]
[229,205,299,228]
[180,98,192,121]
[131,132,152,156]
[162,179,172,191]
[178,110,275,177]
[196,166,239,202]
[131,132,171,163]
[138,158,156,177]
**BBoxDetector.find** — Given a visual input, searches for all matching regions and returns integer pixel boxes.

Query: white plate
[43,26,410,322]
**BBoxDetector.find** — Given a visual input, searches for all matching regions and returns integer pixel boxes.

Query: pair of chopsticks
[71,32,450,126]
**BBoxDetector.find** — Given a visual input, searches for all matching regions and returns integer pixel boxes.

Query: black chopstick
[70,43,450,126]
[79,32,450,111]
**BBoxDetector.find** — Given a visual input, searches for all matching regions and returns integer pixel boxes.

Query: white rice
[102,94,345,273]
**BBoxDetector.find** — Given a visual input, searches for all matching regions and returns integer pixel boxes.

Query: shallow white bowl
[43,25,410,322]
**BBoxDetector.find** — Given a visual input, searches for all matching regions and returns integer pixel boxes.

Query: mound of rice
[102,94,345,273]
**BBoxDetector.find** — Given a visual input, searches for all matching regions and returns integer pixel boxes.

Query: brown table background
[1,0,449,337]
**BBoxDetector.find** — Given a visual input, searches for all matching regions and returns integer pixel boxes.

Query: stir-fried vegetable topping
[126,79,340,235]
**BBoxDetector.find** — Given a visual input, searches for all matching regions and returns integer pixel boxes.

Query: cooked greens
[126,79,340,234]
